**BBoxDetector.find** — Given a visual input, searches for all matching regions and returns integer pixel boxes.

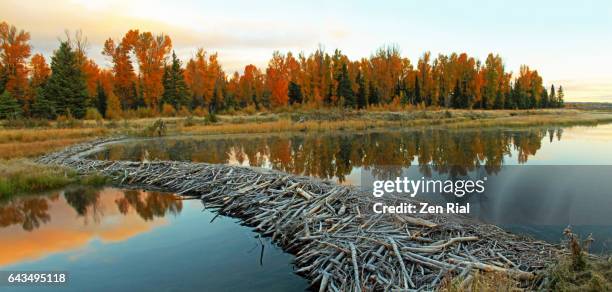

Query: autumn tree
[0,21,31,109]
[481,54,505,109]
[29,53,50,89]
[239,64,265,108]
[131,30,172,109]
[266,51,289,107]
[102,37,137,109]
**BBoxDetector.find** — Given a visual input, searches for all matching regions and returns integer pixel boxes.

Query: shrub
[207,111,218,123]
[56,112,83,128]
[177,106,191,117]
[192,107,208,117]
[84,107,103,120]
[241,104,258,115]
[2,118,51,129]
[161,104,176,117]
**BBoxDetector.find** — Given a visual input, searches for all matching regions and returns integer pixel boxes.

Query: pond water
[2,123,612,291]
[0,187,307,291]
[92,123,612,253]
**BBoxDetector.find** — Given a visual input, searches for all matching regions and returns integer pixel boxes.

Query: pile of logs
[38,138,559,291]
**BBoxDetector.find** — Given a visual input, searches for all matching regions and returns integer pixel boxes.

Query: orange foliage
[0,21,31,101]
[29,53,50,89]
[266,51,289,107]
[130,30,172,109]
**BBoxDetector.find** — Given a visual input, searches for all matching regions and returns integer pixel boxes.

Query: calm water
[2,123,612,291]
[92,123,612,252]
[0,187,307,291]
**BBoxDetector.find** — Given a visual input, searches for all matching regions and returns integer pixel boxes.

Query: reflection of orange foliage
[0,188,172,267]
[115,189,182,221]
[100,128,557,182]
[0,196,51,231]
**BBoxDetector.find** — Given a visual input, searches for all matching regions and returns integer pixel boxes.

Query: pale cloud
[1,0,330,72]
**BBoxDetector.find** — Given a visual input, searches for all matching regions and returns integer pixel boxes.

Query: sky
[2,0,611,101]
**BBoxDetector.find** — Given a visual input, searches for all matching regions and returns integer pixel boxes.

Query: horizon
[2,0,611,102]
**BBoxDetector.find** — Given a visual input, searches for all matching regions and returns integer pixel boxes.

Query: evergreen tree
[557,86,565,108]
[451,80,461,108]
[288,81,303,104]
[161,51,191,110]
[0,90,22,119]
[368,82,379,105]
[549,85,556,107]
[336,64,354,107]
[44,41,88,118]
[413,76,421,105]
[356,71,367,109]
[95,81,107,118]
[541,88,549,108]
[30,87,56,119]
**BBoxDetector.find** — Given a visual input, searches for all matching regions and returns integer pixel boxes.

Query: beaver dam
[38,138,560,291]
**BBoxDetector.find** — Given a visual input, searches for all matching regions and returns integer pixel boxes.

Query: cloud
[1,0,329,71]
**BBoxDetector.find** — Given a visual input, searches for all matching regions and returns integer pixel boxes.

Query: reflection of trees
[115,190,183,221]
[0,194,57,231]
[64,187,102,221]
[95,128,562,182]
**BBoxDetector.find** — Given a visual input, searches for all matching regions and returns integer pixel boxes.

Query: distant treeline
[0,22,564,120]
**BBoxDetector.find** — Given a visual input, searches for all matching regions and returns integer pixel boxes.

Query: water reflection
[0,188,181,266]
[0,188,306,291]
[94,127,565,182]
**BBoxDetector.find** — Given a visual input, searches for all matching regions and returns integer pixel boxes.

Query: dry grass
[179,109,612,136]
[2,109,612,159]
[180,118,398,135]
[0,159,107,198]
[439,271,520,292]
[0,138,91,159]
[0,127,108,159]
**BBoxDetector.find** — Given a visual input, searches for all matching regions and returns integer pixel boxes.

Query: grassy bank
[1,108,610,198]
[179,109,612,135]
[2,109,612,158]
[0,159,107,199]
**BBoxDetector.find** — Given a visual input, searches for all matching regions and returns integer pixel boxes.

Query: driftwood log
[37,137,560,291]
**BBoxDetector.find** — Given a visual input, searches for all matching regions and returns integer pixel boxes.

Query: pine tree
[336,64,354,107]
[451,80,461,108]
[557,86,565,108]
[368,82,379,105]
[549,85,556,107]
[44,41,88,118]
[288,81,302,104]
[161,51,191,110]
[356,71,367,109]
[541,88,549,108]
[0,90,22,119]
[95,81,107,118]
[413,76,421,105]
[30,87,56,119]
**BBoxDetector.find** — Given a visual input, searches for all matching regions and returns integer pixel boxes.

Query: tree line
[0,22,565,120]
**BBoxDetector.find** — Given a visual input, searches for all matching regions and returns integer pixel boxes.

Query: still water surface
[0,188,307,291]
[2,124,612,291]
